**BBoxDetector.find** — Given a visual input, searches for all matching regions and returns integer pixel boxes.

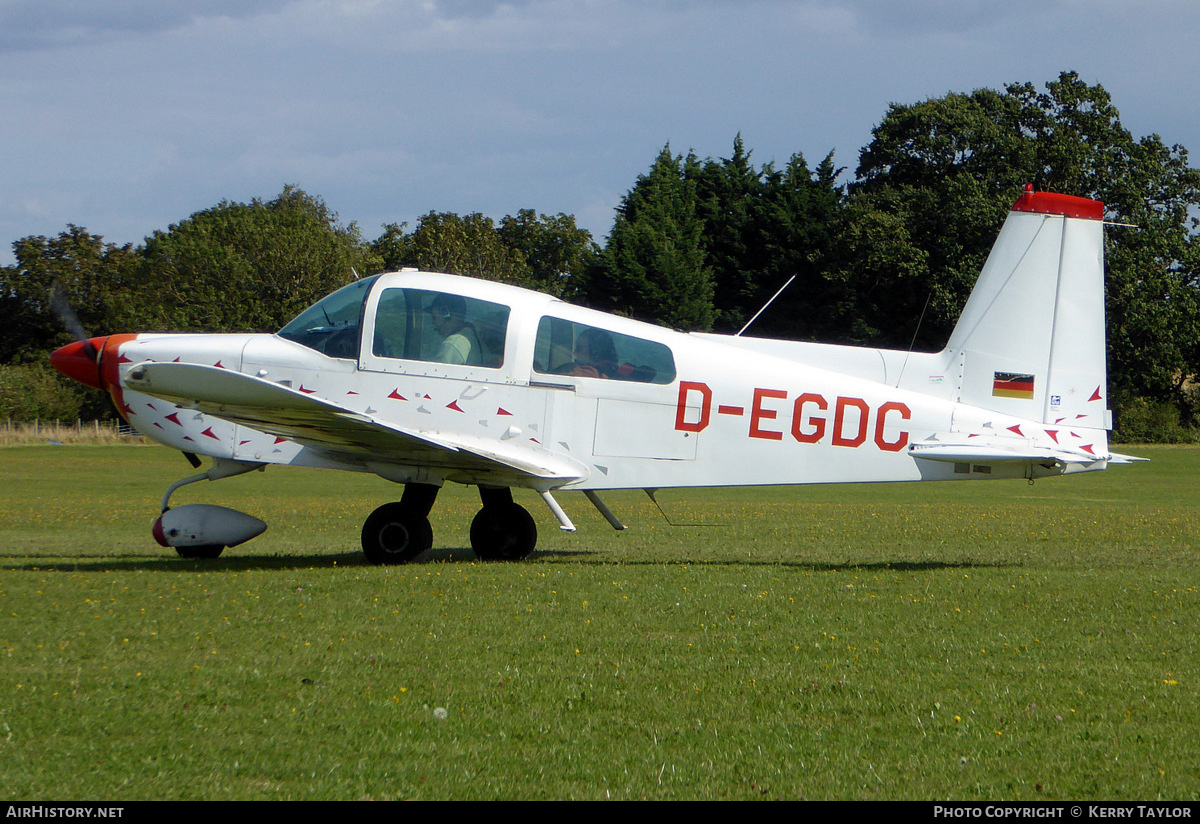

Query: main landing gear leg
[361,482,439,565]
[470,486,537,561]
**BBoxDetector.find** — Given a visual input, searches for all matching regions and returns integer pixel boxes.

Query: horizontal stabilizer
[1106,452,1149,464]
[908,441,1103,466]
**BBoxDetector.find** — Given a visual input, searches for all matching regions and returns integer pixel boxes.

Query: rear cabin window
[533,316,676,384]
[372,288,509,368]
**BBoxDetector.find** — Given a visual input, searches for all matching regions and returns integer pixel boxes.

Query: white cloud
[0,0,297,51]
[2,0,1199,263]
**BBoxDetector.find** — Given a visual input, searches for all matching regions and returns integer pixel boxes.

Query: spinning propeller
[47,281,135,399]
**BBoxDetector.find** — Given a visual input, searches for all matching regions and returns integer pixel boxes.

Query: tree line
[3,72,1198,440]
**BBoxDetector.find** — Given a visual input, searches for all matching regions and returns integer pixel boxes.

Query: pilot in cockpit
[427,294,482,366]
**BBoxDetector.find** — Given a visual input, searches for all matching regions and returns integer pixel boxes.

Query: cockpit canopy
[278,272,675,385]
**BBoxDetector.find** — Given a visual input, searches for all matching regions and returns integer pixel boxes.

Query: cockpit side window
[533,316,676,384]
[372,288,509,368]
[277,275,379,359]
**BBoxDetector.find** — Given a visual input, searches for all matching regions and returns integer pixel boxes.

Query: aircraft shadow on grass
[1,552,1015,574]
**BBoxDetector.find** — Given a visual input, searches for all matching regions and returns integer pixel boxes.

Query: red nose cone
[152,514,170,547]
[49,338,106,389]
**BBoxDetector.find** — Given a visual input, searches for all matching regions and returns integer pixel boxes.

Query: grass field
[1,444,1197,800]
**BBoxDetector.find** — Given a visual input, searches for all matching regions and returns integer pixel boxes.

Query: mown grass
[0,445,1196,800]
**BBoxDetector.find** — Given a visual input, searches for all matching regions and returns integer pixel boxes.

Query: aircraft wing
[122,362,586,484]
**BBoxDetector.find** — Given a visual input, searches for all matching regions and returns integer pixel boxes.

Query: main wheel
[175,544,224,559]
[361,503,433,565]
[470,503,537,561]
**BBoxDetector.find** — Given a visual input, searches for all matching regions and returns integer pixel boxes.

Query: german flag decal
[993,372,1035,400]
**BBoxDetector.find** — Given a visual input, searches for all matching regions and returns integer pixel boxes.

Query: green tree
[850,72,1200,420]
[729,150,844,340]
[692,135,767,331]
[596,137,843,337]
[497,210,598,299]
[851,86,1040,347]
[0,226,147,419]
[0,225,143,364]
[369,210,597,298]
[0,361,85,420]
[140,186,380,332]
[406,212,528,285]
[370,222,412,273]
[592,145,715,330]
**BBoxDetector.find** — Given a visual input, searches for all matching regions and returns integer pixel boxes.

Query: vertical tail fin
[945,186,1109,431]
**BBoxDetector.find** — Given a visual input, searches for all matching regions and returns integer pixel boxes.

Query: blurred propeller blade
[49,280,99,362]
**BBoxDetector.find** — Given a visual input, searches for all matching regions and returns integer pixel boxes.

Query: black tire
[175,544,224,559]
[470,503,537,561]
[361,503,433,565]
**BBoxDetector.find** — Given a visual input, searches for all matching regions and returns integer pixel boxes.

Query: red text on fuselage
[674,380,911,452]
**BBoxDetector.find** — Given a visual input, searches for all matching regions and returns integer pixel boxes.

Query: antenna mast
[735,275,796,337]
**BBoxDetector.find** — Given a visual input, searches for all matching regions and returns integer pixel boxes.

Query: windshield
[277,275,379,358]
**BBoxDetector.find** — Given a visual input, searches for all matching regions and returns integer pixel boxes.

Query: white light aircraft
[50,186,1139,563]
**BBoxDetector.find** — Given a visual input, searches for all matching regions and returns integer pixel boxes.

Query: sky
[3,0,1199,266]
